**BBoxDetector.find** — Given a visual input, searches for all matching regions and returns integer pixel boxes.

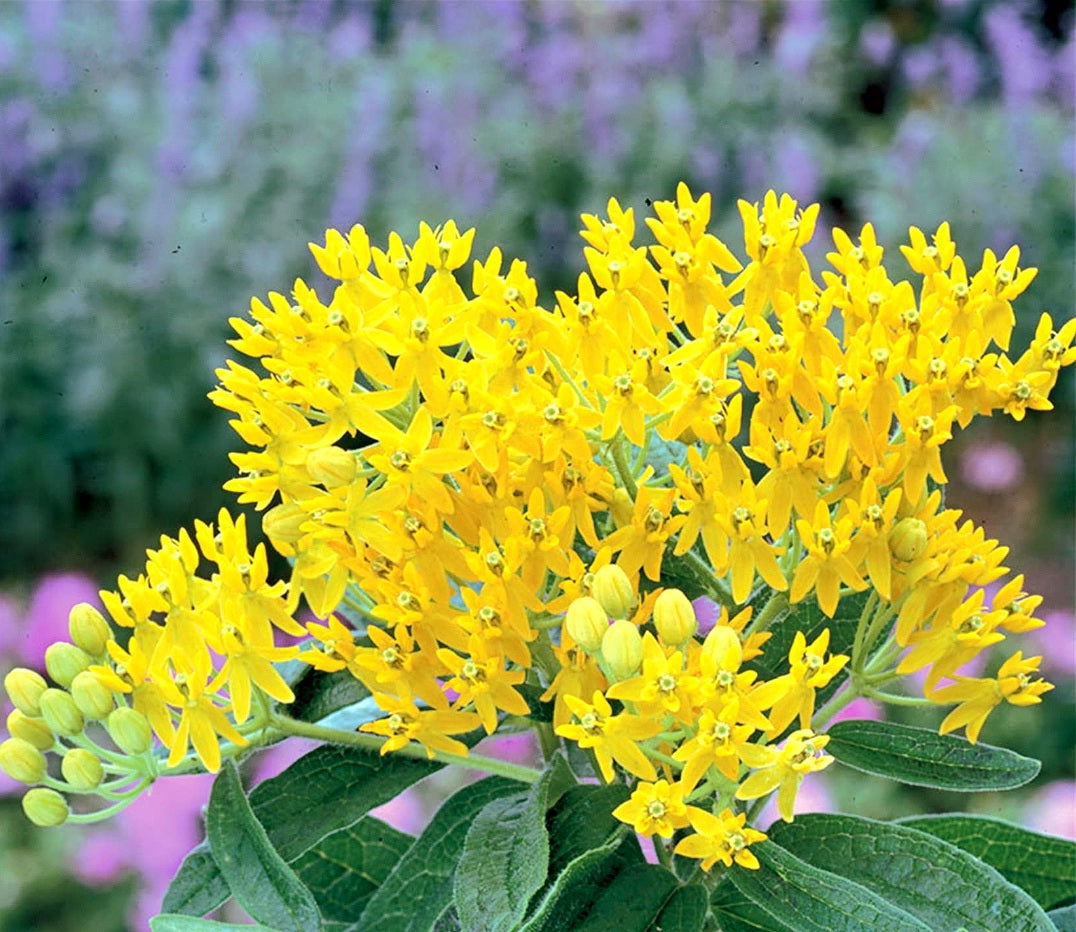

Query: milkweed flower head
[3,185,1069,875]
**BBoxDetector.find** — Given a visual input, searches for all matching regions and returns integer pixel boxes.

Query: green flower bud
[6,710,55,751]
[38,688,85,737]
[601,619,643,682]
[4,668,48,717]
[591,564,635,620]
[565,597,608,653]
[262,502,307,547]
[68,603,111,657]
[45,642,92,689]
[653,588,697,648]
[306,445,358,488]
[107,707,153,756]
[889,517,929,563]
[70,672,116,721]
[0,737,47,784]
[61,748,104,791]
[22,788,69,827]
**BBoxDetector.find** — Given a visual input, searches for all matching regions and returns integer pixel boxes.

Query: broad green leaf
[454,755,574,932]
[747,589,870,707]
[206,762,321,932]
[900,813,1076,910]
[359,777,521,932]
[1049,904,1076,931]
[163,741,444,915]
[519,784,635,932]
[150,916,280,932]
[826,719,1041,790]
[571,863,678,931]
[729,841,931,932]
[654,884,709,932]
[712,880,795,932]
[519,836,640,932]
[770,813,1053,932]
[291,816,413,922]
[250,742,442,862]
[161,843,231,917]
[288,668,370,725]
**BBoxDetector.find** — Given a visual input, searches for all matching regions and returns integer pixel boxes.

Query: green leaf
[519,784,636,932]
[571,863,678,931]
[519,835,641,932]
[747,589,869,707]
[291,817,413,922]
[653,884,709,932]
[900,813,1076,910]
[454,755,575,932]
[161,843,231,917]
[250,743,441,862]
[206,762,322,932]
[150,916,281,932]
[826,719,1041,790]
[712,880,795,932]
[728,841,932,932]
[359,776,522,932]
[163,742,443,917]
[288,668,371,725]
[1048,904,1076,931]
[770,813,1053,932]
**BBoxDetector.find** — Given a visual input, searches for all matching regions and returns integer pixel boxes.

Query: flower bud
[4,668,48,717]
[61,748,104,791]
[591,564,635,620]
[565,597,608,653]
[0,737,47,784]
[601,619,643,681]
[22,788,69,827]
[262,502,308,547]
[70,672,115,721]
[45,642,92,689]
[107,707,153,756]
[68,603,111,657]
[38,688,85,737]
[889,517,929,562]
[306,446,358,488]
[653,589,697,648]
[7,710,54,751]
[609,488,634,528]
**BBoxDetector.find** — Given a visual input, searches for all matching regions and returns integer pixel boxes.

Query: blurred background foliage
[0,1,1072,929]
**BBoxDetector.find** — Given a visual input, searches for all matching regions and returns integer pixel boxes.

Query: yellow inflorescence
[4,186,1072,866]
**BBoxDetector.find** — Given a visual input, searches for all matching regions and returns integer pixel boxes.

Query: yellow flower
[736,729,833,822]
[790,500,866,618]
[555,691,660,783]
[674,807,767,871]
[360,690,480,759]
[612,779,691,838]
[765,630,849,734]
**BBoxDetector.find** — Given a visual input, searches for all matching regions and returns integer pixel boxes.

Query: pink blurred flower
[959,441,1024,493]
[758,772,835,829]
[1029,611,1076,678]
[831,696,884,724]
[1025,780,1076,840]
[20,572,101,669]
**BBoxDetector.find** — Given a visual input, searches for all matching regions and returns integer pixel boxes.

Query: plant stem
[610,435,638,499]
[268,713,543,784]
[749,591,788,634]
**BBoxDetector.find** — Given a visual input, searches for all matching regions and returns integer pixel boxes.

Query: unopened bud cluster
[0,603,158,825]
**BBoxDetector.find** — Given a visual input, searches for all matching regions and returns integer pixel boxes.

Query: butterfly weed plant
[3,185,1074,932]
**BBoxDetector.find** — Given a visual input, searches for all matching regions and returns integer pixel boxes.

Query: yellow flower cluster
[4,185,1070,861]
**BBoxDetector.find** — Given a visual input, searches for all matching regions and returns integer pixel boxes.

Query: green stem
[863,689,934,707]
[748,591,788,634]
[268,713,542,784]
[812,684,862,730]
[610,435,638,499]
[653,835,674,870]
[850,589,880,673]
[66,779,154,823]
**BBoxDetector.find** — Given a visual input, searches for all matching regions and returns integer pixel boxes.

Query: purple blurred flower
[72,772,215,931]
[984,4,1051,108]
[831,696,884,724]
[758,770,835,829]
[859,19,895,67]
[1025,780,1076,839]
[939,37,981,106]
[959,440,1025,493]
[1029,610,1076,677]
[20,572,101,670]
[691,596,721,636]
[774,0,825,77]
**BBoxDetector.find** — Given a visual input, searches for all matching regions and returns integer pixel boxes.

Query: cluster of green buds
[0,603,157,826]
[566,565,699,683]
